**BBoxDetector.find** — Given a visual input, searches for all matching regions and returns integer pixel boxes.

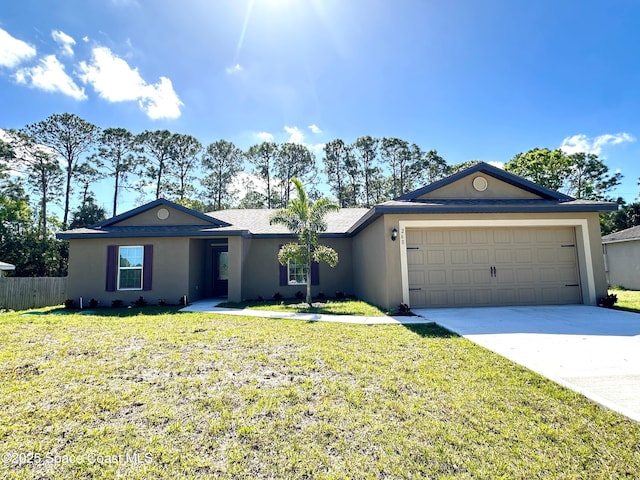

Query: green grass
[219,298,387,316]
[609,287,640,313]
[1,309,639,479]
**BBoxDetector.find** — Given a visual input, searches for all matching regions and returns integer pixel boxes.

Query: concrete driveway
[413,305,640,422]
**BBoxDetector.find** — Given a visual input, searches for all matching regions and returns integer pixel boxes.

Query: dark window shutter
[143,244,153,291]
[106,245,117,291]
[311,261,320,285]
[278,244,287,286]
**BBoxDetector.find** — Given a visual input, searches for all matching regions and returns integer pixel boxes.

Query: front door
[212,247,229,297]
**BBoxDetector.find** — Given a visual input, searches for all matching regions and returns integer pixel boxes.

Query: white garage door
[407,227,581,307]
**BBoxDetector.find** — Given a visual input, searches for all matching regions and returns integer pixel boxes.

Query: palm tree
[269,178,340,305]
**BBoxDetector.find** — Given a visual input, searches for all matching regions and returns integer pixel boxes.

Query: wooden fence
[0,277,68,311]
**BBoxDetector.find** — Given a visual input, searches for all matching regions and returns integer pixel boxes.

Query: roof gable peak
[397,161,574,202]
[94,198,231,228]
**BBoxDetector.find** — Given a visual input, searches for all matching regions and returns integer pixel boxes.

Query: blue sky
[1,0,639,212]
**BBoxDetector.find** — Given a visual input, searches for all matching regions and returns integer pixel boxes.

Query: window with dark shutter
[311,261,320,285]
[143,244,153,290]
[106,245,117,291]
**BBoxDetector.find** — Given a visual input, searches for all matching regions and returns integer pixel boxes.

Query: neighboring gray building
[57,163,615,310]
[0,261,15,277]
[602,225,640,290]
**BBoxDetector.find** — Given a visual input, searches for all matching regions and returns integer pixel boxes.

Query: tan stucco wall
[604,240,640,290]
[115,205,212,226]
[228,236,243,302]
[418,176,541,200]
[352,211,608,310]
[352,218,389,309]
[67,237,192,306]
[240,237,353,300]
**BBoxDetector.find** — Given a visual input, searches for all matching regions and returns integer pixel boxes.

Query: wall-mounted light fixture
[391,227,398,241]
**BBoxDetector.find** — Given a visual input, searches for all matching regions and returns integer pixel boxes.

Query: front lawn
[1,309,639,479]
[219,298,387,316]
[609,287,640,313]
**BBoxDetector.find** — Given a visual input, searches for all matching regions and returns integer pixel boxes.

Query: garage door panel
[515,268,534,283]
[558,266,579,283]
[558,247,577,263]
[427,270,447,285]
[471,249,490,264]
[452,270,471,285]
[427,250,445,265]
[407,249,423,265]
[494,267,514,284]
[470,230,489,244]
[425,231,444,244]
[450,249,468,264]
[406,230,423,244]
[536,230,556,243]
[409,290,426,307]
[539,267,558,282]
[513,230,532,243]
[517,288,536,304]
[453,290,472,305]
[494,248,513,263]
[474,289,494,305]
[472,269,491,284]
[515,249,533,263]
[537,248,556,263]
[450,231,467,244]
[406,226,581,308]
[408,270,425,286]
[493,230,512,243]
[427,290,448,306]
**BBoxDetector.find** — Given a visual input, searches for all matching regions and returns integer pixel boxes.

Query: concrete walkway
[414,305,640,423]
[181,299,430,325]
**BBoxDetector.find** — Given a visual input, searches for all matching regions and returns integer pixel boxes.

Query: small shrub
[335,291,345,300]
[398,303,410,313]
[295,290,304,300]
[133,296,148,307]
[64,299,75,309]
[158,298,167,306]
[598,293,618,308]
[256,296,264,302]
[88,298,99,309]
[111,299,124,308]
[317,292,326,300]
[273,292,282,301]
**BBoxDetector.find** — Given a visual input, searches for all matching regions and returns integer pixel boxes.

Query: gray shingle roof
[208,208,370,235]
[602,225,640,243]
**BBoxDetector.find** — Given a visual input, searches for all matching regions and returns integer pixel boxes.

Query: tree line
[1,112,638,276]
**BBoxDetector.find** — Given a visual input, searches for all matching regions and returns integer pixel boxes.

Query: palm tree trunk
[306,243,312,305]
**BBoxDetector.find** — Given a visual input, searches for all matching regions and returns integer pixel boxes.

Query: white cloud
[78,46,182,119]
[255,131,274,142]
[560,133,635,156]
[308,124,321,134]
[15,55,86,100]
[487,161,504,169]
[284,125,304,144]
[82,36,89,43]
[225,64,243,75]
[139,77,182,120]
[51,30,76,57]
[307,143,325,155]
[0,28,36,68]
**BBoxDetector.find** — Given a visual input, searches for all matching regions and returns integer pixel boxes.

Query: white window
[118,246,143,290]
[287,258,308,285]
